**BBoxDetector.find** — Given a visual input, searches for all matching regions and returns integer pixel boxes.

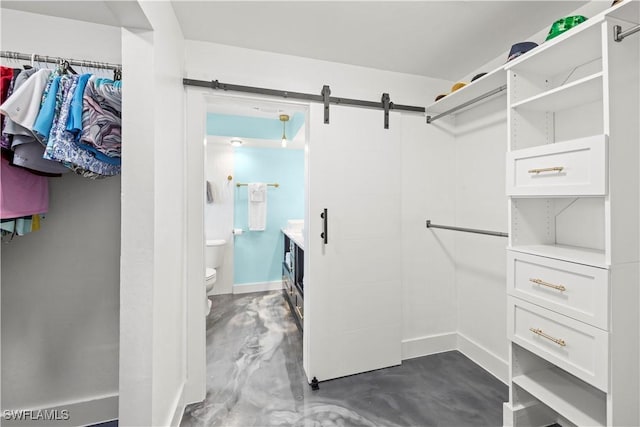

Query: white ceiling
[1,0,152,29]
[170,1,588,80]
[2,1,589,80]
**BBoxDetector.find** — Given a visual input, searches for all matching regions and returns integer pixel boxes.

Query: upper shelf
[511,72,603,112]
[505,15,604,76]
[425,0,638,125]
[426,66,506,124]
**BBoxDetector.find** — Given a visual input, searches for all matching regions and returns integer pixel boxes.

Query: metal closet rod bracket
[614,24,640,42]
[182,78,426,130]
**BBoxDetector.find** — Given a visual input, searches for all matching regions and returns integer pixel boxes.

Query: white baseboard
[457,332,508,385]
[401,332,508,385]
[233,280,282,294]
[401,332,457,360]
[2,394,118,427]
[167,381,186,427]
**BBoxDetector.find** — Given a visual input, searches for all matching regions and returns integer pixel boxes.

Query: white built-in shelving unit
[503,1,640,426]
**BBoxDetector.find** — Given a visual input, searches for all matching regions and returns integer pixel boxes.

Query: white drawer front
[508,296,608,392]
[507,251,609,330]
[506,135,607,196]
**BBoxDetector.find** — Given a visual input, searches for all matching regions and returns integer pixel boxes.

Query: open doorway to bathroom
[203,95,307,299]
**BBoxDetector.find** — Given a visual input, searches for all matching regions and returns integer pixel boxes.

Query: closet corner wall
[2,3,190,426]
[425,68,511,382]
[0,7,122,425]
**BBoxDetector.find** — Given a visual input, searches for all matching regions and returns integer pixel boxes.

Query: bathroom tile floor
[181,291,507,427]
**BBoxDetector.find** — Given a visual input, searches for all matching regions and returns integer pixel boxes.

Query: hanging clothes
[0,155,48,219]
[66,73,91,139]
[76,76,122,164]
[0,66,13,141]
[44,75,121,178]
[0,58,122,238]
[1,68,68,175]
[0,68,21,151]
[0,64,122,177]
[0,66,17,150]
[1,67,40,151]
[0,68,52,137]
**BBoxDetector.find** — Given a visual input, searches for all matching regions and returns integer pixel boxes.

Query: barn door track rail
[182,78,425,129]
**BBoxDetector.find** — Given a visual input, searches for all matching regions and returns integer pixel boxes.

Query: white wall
[204,142,234,295]
[0,8,121,421]
[146,3,187,425]
[119,2,187,426]
[453,97,509,382]
[400,114,457,358]
[184,40,458,376]
[119,23,155,427]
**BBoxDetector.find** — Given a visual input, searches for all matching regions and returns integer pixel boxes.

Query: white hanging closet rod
[0,50,121,71]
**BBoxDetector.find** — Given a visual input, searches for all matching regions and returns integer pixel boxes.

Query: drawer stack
[507,251,609,391]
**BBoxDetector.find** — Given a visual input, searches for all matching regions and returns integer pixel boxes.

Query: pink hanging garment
[0,155,48,218]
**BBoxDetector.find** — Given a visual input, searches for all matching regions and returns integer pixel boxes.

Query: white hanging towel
[248,183,267,231]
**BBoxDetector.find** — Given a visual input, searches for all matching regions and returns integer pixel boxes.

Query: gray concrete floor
[181,291,507,427]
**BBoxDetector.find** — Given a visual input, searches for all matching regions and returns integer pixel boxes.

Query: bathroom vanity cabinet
[282,229,304,331]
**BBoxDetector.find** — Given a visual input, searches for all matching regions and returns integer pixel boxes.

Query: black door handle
[320,208,328,244]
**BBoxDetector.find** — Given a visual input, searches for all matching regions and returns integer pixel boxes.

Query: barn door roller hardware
[183,78,426,129]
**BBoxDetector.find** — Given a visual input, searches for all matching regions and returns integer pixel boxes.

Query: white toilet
[205,239,226,313]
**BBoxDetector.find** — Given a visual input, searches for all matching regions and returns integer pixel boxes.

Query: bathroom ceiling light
[230,137,243,147]
[280,114,290,148]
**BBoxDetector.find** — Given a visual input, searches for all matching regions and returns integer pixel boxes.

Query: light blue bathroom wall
[234,147,304,284]
[207,112,305,140]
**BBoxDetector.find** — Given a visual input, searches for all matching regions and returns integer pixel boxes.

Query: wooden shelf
[505,16,604,76]
[511,73,603,112]
[508,244,607,269]
[426,66,506,121]
[513,369,606,427]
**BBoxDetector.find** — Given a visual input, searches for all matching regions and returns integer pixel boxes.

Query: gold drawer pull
[295,305,304,320]
[530,328,566,347]
[528,166,564,174]
[529,278,566,292]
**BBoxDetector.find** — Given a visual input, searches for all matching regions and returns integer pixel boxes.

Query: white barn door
[304,103,402,381]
